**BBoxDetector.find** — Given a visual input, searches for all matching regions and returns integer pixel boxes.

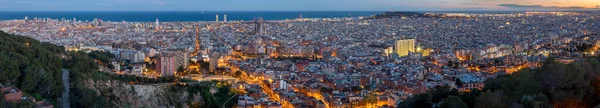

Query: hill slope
[0,31,65,106]
[399,57,600,108]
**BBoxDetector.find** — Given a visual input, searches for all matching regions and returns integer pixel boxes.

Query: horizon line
[0,10,599,12]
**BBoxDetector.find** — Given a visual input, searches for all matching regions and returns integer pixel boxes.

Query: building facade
[156,55,176,77]
[395,39,415,57]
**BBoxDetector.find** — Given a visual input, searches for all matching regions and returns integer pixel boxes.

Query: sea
[0,11,384,22]
[0,11,585,22]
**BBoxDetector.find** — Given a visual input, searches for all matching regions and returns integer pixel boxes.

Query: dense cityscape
[1,10,599,108]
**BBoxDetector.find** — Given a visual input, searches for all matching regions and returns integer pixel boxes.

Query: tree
[177,66,185,74]
[455,78,463,87]
[535,58,592,107]
[440,96,468,108]
[430,86,457,103]
[398,93,433,108]
[458,89,481,108]
[520,94,551,108]
[475,90,506,108]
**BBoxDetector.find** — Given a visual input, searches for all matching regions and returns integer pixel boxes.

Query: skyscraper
[395,39,415,57]
[224,14,227,22]
[216,14,219,22]
[155,17,160,32]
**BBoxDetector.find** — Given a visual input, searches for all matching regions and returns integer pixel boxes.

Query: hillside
[0,31,65,107]
[370,11,439,19]
[0,31,235,108]
[398,57,600,108]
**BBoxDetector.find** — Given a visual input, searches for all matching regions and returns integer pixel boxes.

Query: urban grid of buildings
[1,12,600,108]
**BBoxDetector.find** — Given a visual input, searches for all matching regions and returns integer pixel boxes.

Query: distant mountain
[370,11,440,19]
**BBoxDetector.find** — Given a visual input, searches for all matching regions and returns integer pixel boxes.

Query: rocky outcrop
[84,80,203,107]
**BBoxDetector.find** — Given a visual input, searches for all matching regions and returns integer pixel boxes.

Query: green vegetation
[0,31,64,105]
[87,51,115,69]
[399,57,600,108]
[0,100,36,108]
[0,30,238,108]
[64,51,112,108]
[440,96,468,108]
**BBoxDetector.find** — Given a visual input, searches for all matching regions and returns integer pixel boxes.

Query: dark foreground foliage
[399,57,600,108]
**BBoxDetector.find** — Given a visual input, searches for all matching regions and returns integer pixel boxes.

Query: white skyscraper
[216,14,219,22]
[224,14,227,22]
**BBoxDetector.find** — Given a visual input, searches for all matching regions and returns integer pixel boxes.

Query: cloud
[461,2,486,5]
[498,4,588,9]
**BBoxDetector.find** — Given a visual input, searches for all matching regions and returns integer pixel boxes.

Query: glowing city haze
[0,0,598,11]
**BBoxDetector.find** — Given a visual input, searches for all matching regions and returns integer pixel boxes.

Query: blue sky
[0,0,598,11]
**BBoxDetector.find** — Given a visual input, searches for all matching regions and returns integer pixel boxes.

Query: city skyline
[1,0,600,108]
[0,0,599,11]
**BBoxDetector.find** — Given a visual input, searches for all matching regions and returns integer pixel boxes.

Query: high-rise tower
[155,17,160,32]
[216,14,219,22]
[395,39,415,57]
[224,14,227,22]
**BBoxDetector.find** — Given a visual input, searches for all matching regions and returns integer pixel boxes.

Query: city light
[2,7,599,108]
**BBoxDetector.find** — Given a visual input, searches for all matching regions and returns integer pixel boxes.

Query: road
[61,69,71,108]
[229,67,294,108]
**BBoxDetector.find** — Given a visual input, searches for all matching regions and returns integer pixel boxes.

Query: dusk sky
[0,0,598,11]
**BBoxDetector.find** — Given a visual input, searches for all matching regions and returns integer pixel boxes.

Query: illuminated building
[421,48,433,57]
[455,49,472,61]
[384,47,394,57]
[395,39,415,57]
[156,55,176,77]
[595,40,600,48]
